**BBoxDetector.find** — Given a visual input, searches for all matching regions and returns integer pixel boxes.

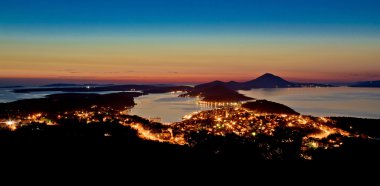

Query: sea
[1,86,380,123]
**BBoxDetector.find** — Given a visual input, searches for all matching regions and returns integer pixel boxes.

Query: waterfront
[129,92,209,123]
[240,87,380,119]
[132,87,380,122]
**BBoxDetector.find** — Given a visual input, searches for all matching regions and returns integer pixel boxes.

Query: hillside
[243,73,295,88]
[0,92,143,114]
[181,85,253,102]
[242,100,299,115]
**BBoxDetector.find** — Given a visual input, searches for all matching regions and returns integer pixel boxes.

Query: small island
[180,85,253,102]
[242,100,300,115]
[350,80,380,88]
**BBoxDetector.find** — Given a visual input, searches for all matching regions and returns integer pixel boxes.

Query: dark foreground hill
[1,115,380,162]
[242,100,300,115]
[1,93,380,161]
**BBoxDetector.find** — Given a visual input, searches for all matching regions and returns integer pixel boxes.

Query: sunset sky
[1,0,380,84]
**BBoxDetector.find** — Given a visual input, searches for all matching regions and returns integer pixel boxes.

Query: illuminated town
[0,100,368,160]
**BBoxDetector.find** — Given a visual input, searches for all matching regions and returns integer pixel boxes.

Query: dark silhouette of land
[192,73,334,90]
[12,73,335,95]
[350,80,380,88]
[243,73,296,88]
[181,73,334,102]
[1,113,379,161]
[0,92,141,115]
[1,73,380,161]
[41,83,114,87]
[332,117,380,138]
[0,85,23,89]
[181,85,253,102]
[13,84,192,94]
[242,100,300,115]
[1,91,380,161]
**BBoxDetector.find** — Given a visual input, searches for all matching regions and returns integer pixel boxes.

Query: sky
[1,0,380,84]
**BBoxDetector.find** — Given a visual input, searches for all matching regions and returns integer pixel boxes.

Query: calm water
[130,93,209,123]
[1,87,380,122]
[240,87,380,119]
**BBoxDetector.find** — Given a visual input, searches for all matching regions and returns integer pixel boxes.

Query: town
[0,101,368,160]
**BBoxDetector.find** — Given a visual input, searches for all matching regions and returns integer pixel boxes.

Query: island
[242,100,300,115]
[350,80,380,88]
[13,84,192,94]
[180,85,253,102]
[191,73,335,91]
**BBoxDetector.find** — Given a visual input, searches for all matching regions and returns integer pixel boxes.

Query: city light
[6,120,14,125]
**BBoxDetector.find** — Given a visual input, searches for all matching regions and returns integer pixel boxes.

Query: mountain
[192,73,334,91]
[181,85,253,102]
[350,81,380,88]
[243,73,295,88]
[194,80,242,90]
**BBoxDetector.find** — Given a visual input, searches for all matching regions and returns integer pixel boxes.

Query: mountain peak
[257,73,280,79]
[244,73,294,88]
[210,80,224,84]
[262,73,276,77]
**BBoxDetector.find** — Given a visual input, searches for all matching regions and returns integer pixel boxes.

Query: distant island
[12,73,380,98]
[350,80,380,88]
[13,84,192,94]
[192,73,335,91]
[180,73,336,102]
[41,83,115,87]
[0,85,23,89]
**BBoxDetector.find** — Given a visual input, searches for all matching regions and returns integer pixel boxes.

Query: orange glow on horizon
[1,35,380,83]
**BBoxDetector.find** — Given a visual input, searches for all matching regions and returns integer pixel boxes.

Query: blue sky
[1,0,380,83]
[1,0,379,33]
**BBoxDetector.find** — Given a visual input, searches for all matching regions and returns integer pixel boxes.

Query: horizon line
[0,75,378,86]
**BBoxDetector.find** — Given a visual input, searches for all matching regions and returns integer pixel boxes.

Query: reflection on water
[240,87,380,119]
[131,87,380,122]
[130,93,212,123]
